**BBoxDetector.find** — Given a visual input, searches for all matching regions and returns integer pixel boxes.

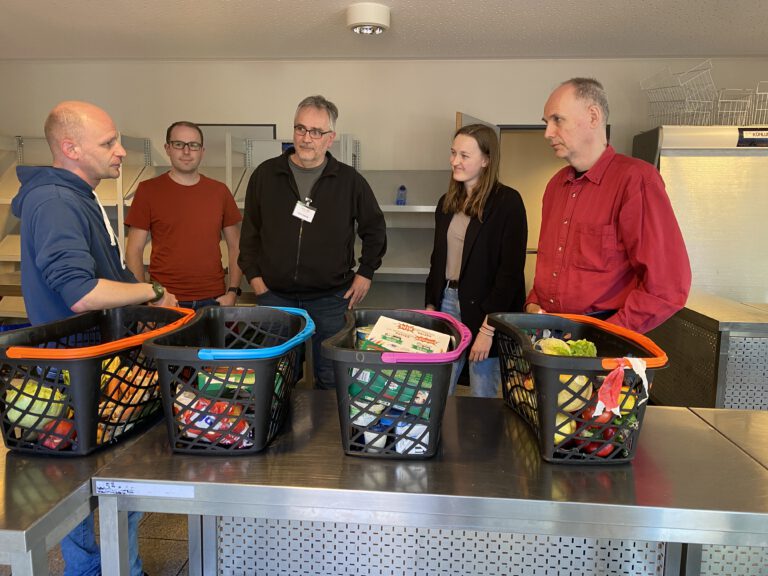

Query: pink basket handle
[379,309,472,364]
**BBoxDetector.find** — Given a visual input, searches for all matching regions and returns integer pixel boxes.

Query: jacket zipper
[291,172,327,283]
[294,221,304,282]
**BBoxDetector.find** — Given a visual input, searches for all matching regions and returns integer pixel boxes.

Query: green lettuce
[567,339,597,357]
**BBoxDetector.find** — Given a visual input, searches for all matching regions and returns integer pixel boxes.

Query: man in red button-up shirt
[525,78,691,334]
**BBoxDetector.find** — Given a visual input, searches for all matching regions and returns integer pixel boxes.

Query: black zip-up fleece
[239,148,387,297]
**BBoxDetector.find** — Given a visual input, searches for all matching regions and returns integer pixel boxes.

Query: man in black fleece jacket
[239,95,386,390]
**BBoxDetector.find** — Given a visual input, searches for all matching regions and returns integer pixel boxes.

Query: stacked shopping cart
[641,60,767,126]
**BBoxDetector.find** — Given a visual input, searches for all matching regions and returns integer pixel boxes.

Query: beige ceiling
[1,0,766,60]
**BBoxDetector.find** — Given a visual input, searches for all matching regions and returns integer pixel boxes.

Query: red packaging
[174,391,252,447]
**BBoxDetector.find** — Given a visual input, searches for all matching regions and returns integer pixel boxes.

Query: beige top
[445,212,471,282]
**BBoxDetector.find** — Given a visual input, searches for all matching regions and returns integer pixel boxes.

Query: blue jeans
[177,298,220,311]
[61,510,143,576]
[256,289,348,390]
[439,286,501,398]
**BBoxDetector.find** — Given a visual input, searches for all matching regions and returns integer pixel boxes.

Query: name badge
[292,200,316,223]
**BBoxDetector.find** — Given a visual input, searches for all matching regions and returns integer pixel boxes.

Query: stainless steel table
[94,391,768,575]
[692,407,768,470]
[0,434,143,576]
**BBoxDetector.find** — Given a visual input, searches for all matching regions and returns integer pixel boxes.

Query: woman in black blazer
[425,124,527,397]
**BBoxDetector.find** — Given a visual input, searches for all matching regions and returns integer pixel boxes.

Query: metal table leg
[98,496,130,576]
[9,546,48,576]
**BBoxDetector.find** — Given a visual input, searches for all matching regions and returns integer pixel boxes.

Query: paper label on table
[94,480,194,498]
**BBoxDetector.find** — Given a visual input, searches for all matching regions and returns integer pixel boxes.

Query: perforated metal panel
[647,315,719,407]
[217,517,665,576]
[701,544,768,576]
[723,336,768,409]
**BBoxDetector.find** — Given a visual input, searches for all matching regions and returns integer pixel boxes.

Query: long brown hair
[442,124,500,221]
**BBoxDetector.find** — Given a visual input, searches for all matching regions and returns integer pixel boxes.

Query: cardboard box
[366,316,451,354]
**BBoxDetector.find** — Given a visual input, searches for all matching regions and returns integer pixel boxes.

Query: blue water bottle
[395,184,407,206]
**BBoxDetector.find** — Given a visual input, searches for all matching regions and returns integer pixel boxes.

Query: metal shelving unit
[359,170,447,307]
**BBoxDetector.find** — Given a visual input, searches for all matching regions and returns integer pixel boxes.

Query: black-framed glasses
[168,140,203,151]
[294,125,333,139]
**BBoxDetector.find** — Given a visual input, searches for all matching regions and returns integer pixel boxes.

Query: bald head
[43,100,125,188]
[45,101,110,157]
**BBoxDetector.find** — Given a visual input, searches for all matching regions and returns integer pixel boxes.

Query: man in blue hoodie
[12,100,175,575]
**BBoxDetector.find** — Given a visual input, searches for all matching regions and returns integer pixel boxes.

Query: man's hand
[525,302,545,314]
[250,277,270,296]
[152,288,178,308]
[468,332,493,362]
[217,292,237,307]
[425,304,436,311]
[344,274,371,309]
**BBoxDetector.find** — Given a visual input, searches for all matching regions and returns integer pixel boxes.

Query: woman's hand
[468,331,493,362]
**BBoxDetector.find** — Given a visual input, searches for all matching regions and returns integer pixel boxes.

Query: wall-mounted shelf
[354,170,448,308]
[379,205,436,213]
[375,267,430,283]
[0,234,20,262]
[0,296,27,318]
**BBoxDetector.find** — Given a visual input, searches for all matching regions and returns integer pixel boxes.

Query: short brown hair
[166,121,204,145]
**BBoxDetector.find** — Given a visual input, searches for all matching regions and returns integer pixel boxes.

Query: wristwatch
[227,286,242,297]
[149,281,165,303]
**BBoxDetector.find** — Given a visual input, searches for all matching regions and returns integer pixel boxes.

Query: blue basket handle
[197,306,315,361]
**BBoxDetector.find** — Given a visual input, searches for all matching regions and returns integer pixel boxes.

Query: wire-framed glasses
[168,140,203,151]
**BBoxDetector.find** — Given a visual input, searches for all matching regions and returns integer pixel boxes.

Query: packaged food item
[355,325,375,347]
[396,419,429,455]
[364,417,393,453]
[366,316,451,354]
[357,339,390,351]
[348,368,431,417]
[197,367,256,395]
[349,399,386,427]
[173,391,252,447]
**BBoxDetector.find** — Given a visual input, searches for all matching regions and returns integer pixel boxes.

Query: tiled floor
[0,512,189,576]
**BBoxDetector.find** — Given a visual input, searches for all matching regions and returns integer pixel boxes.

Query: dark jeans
[256,289,348,390]
[178,298,220,311]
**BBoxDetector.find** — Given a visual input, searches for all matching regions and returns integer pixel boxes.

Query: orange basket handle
[5,306,195,360]
[552,313,668,369]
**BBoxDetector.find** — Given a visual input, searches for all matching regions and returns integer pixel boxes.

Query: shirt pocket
[572,224,618,272]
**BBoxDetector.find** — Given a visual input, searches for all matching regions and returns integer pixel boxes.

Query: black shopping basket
[143,306,314,454]
[322,309,471,459]
[0,306,193,456]
[489,313,667,465]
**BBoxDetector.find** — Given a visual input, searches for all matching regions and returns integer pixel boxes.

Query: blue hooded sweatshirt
[11,166,136,325]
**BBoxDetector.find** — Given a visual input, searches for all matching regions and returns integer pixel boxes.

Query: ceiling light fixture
[347,2,390,35]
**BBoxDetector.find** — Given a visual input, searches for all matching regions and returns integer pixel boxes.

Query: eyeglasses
[168,140,203,151]
[294,125,333,139]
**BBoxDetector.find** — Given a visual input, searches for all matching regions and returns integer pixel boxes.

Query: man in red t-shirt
[525,78,690,333]
[125,121,243,309]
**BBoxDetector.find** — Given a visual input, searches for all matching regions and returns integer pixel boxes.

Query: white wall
[1,57,767,170]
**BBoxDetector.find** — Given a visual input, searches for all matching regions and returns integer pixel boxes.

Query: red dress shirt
[526,146,691,334]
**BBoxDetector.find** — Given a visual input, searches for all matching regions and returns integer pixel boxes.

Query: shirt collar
[566,145,616,184]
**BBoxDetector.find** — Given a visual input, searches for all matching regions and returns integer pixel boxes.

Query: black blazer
[425,183,527,355]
